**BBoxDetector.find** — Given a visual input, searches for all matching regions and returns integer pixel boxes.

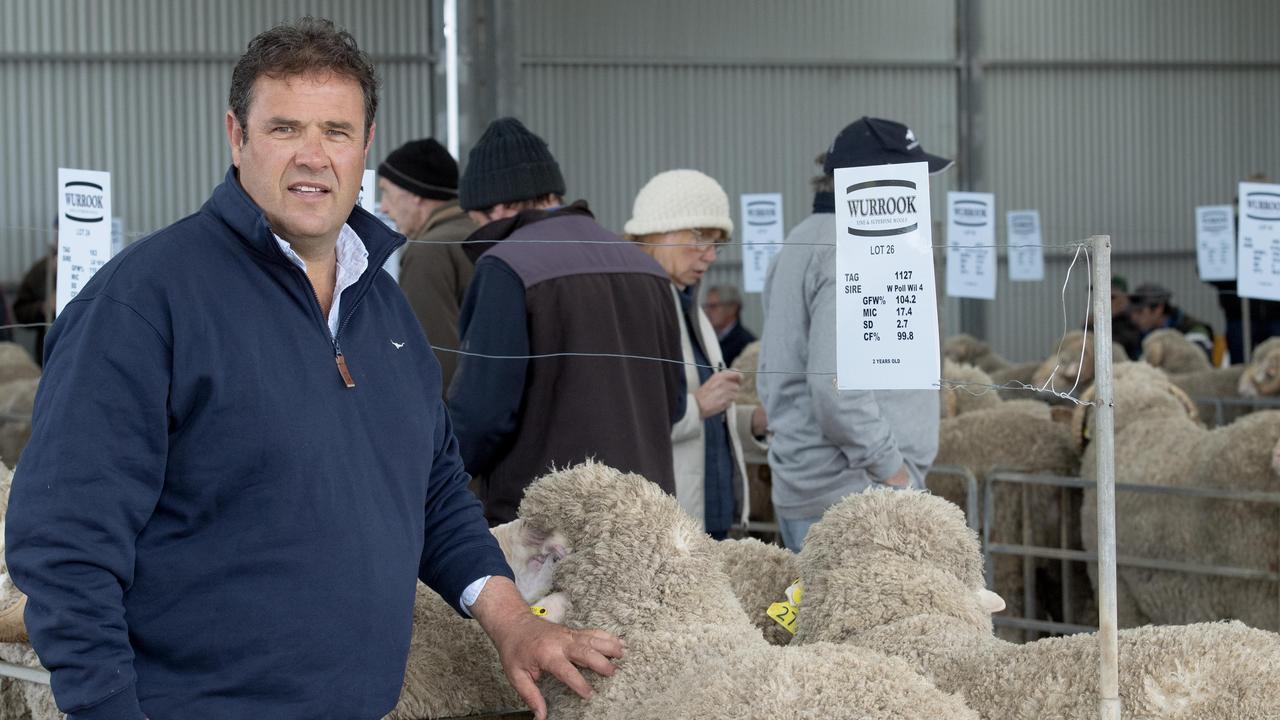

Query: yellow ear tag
[767,601,798,634]
[785,580,804,607]
[530,605,548,617]
[767,579,804,635]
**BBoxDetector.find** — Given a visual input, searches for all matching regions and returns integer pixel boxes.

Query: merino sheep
[1236,336,1280,398]
[796,488,1280,719]
[1030,330,1128,405]
[715,537,798,646]
[1141,328,1213,374]
[517,461,979,720]
[0,345,39,386]
[930,402,1087,639]
[943,334,1011,374]
[1076,362,1280,630]
[1169,365,1249,426]
[940,360,1002,418]
[389,518,570,719]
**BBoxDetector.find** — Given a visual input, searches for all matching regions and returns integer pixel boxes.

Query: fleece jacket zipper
[285,239,398,390]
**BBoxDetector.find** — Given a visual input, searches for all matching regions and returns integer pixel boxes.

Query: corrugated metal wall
[0,0,439,284]
[5,2,1276,363]
[981,0,1280,360]
[513,0,961,335]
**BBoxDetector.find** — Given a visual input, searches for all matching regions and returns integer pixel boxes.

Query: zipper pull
[335,351,356,389]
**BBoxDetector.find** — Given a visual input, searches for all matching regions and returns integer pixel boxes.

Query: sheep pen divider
[982,470,1280,640]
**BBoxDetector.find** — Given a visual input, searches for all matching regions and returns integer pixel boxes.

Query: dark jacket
[6,168,511,720]
[398,201,478,394]
[448,203,685,524]
[717,320,757,367]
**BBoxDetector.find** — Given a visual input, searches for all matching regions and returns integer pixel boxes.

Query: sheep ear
[976,588,1006,613]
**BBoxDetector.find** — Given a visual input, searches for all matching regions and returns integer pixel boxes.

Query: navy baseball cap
[823,117,954,175]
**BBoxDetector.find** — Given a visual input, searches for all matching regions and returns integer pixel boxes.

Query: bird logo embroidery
[391,340,405,350]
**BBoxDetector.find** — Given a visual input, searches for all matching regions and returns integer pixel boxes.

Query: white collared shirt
[274,224,369,339]
[274,225,490,614]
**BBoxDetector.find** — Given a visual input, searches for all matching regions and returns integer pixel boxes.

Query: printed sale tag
[740,193,784,293]
[1237,183,1280,301]
[834,162,941,390]
[56,168,113,315]
[946,192,997,299]
[1196,205,1236,281]
[1006,210,1044,282]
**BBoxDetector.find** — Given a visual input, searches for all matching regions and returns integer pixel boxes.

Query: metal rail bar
[925,465,981,531]
[0,661,49,685]
[986,543,1280,582]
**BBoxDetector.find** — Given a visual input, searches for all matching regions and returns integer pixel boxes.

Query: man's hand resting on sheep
[469,576,624,720]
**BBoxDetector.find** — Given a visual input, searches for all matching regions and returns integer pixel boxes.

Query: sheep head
[490,519,568,604]
[517,461,742,635]
[795,489,999,645]
[1030,330,1086,390]
[940,359,1000,418]
[1239,339,1280,397]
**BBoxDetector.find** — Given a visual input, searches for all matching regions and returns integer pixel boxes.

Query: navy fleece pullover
[5,168,513,719]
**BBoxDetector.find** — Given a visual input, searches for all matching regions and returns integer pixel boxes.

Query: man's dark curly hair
[228,16,379,142]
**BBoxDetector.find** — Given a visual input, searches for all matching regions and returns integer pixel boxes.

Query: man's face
[702,290,737,332]
[227,72,373,250]
[1129,303,1165,332]
[377,177,426,236]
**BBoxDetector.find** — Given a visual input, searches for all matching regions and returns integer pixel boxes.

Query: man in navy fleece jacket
[5,17,621,720]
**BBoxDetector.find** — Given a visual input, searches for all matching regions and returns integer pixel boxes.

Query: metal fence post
[1091,235,1121,720]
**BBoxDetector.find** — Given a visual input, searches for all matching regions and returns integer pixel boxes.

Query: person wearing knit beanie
[625,168,767,541]
[458,117,566,220]
[377,138,459,238]
[376,137,477,394]
[624,169,733,290]
[448,128,686,530]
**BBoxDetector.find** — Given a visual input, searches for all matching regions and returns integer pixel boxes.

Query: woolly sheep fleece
[796,488,1280,720]
[929,399,1086,637]
[1077,362,1280,630]
[517,461,979,720]
[1140,328,1212,375]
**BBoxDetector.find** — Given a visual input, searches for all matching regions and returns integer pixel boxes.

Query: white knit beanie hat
[623,169,734,237]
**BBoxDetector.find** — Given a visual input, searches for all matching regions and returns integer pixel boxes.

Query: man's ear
[226,111,244,167]
[362,121,377,159]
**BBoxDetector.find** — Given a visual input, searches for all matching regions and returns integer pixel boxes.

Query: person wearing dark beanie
[377,137,476,394]
[458,117,566,221]
[447,117,686,525]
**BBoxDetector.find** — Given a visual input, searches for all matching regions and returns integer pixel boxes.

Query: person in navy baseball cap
[823,116,953,175]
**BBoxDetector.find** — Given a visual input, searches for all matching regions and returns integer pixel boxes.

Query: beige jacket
[669,288,768,529]
[397,202,477,395]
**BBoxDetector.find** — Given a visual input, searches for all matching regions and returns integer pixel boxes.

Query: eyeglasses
[688,228,725,251]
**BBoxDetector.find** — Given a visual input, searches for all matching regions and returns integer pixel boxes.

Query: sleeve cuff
[459,575,492,617]
[67,683,144,720]
[868,449,905,485]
